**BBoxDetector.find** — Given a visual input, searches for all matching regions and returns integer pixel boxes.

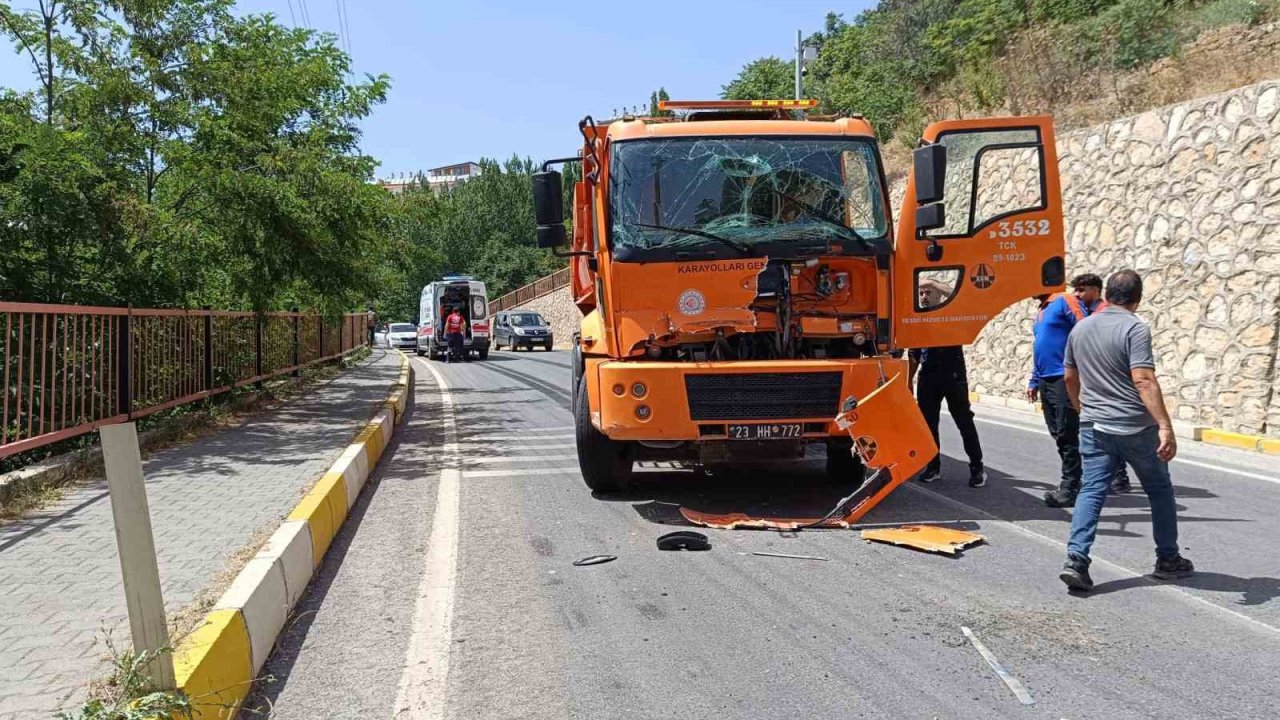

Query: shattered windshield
[610,137,889,262]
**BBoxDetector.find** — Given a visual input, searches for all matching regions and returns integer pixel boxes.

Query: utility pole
[794,29,803,101]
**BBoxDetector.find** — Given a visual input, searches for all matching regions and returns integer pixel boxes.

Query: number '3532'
[988,219,1051,238]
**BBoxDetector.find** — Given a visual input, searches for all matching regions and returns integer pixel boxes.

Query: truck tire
[826,439,865,485]
[478,348,489,360]
[575,374,631,493]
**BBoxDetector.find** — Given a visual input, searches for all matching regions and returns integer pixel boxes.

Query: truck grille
[684,372,843,421]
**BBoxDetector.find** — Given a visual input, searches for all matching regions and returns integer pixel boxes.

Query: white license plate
[727,423,803,440]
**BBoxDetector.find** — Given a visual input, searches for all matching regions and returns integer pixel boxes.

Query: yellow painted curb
[288,471,347,567]
[1199,428,1264,452]
[174,608,253,719]
[1259,438,1280,455]
[167,349,414,719]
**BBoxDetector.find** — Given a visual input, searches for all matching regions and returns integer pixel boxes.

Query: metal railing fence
[1,304,365,461]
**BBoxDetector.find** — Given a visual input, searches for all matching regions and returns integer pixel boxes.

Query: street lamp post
[794,30,818,101]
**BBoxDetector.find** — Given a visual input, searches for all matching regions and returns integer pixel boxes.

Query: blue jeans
[1067,425,1179,563]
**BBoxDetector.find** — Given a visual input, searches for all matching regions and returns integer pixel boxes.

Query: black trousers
[1040,375,1129,493]
[447,332,465,361]
[917,371,983,474]
[1040,376,1082,489]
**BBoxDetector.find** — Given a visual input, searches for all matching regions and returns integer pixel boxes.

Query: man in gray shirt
[1058,270,1193,591]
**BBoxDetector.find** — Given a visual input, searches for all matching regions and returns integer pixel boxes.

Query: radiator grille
[684,372,842,421]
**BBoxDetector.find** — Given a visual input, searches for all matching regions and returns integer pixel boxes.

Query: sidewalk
[0,348,401,719]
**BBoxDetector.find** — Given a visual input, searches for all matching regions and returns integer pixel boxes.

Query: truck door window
[924,128,1043,238]
[915,268,962,312]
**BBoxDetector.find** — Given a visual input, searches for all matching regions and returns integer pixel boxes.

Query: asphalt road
[248,348,1280,719]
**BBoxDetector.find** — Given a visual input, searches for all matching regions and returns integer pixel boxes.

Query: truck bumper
[589,358,909,442]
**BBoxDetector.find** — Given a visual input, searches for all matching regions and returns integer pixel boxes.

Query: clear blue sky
[0,1,874,179]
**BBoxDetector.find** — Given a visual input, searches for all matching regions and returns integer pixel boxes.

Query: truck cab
[418,276,491,360]
[534,100,1065,508]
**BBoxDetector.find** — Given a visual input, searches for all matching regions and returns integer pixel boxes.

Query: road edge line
[968,391,1277,454]
[394,357,461,719]
[905,483,1280,640]
[173,350,414,718]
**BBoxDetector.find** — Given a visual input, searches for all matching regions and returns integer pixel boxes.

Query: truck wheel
[575,374,631,493]
[478,348,489,360]
[826,439,865,485]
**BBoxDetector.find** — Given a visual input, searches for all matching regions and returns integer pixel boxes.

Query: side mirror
[915,203,945,233]
[913,144,946,205]
[532,170,566,249]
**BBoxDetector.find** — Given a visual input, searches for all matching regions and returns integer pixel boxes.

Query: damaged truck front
[533,100,1066,526]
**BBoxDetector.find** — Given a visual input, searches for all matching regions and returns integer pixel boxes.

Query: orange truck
[533,99,1066,528]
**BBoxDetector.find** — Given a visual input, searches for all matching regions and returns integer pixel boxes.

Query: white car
[385,323,419,350]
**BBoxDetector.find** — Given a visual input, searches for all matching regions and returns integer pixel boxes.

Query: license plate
[727,423,803,440]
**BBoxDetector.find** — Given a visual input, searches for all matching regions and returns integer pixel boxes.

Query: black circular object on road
[656,531,711,551]
[573,554,617,566]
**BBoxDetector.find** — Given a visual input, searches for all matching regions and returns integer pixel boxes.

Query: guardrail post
[202,306,213,393]
[291,308,300,377]
[101,422,176,690]
[254,313,264,390]
[117,310,132,418]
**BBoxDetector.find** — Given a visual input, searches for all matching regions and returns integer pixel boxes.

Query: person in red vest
[1032,273,1131,507]
[445,306,467,363]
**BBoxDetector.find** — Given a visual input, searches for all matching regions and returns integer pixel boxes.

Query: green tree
[721,56,795,100]
[0,0,392,313]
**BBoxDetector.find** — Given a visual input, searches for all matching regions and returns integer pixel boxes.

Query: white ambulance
[417,275,490,360]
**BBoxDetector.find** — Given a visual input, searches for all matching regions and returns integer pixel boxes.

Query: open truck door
[893,116,1067,349]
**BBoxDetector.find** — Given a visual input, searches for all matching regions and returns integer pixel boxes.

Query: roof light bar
[657,99,820,111]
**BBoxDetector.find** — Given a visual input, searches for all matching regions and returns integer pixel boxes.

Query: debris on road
[656,530,711,551]
[861,525,985,556]
[748,551,829,562]
[573,555,617,566]
[960,625,1036,706]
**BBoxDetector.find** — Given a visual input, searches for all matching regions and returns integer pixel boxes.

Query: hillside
[722,0,1280,175]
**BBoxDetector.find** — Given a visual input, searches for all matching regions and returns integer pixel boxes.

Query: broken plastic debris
[573,555,617,566]
[750,551,828,561]
[860,525,984,556]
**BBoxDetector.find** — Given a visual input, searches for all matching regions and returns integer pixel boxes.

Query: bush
[1094,0,1179,69]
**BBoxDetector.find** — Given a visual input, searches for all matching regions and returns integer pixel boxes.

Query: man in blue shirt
[1032,274,1131,507]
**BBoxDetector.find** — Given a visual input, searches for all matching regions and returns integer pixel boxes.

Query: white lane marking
[395,359,461,719]
[466,454,578,464]
[906,483,1280,639]
[943,410,1280,485]
[457,442,577,450]
[469,432,575,442]
[463,467,582,478]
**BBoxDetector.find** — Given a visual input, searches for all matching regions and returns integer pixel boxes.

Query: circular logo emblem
[971,264,996,290]
[677,289,706,316]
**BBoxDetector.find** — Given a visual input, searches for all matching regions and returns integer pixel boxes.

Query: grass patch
[61,636,191,720]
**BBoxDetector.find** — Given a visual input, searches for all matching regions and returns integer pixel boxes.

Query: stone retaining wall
[510,79,1280,438]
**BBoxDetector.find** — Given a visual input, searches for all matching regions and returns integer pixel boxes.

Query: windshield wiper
[771,188,879,253]
[626,221,756,257]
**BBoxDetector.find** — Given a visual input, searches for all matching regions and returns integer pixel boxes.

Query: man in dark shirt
[907,282,985,487]
[910,344,986,487]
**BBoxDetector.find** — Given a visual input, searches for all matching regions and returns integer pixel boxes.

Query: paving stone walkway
[0,348,400,719]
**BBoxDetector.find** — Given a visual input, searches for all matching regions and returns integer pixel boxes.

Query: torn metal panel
[680,372,937,530]
[860,525,985,556]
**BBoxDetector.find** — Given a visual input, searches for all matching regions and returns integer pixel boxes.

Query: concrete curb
[967,391,1278,454]
[172,351,414,718]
